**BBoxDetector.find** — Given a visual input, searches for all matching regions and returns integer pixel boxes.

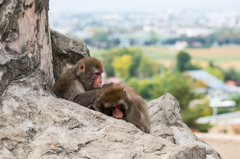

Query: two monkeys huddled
[51,57,150,133]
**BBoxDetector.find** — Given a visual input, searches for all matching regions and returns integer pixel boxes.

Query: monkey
[92,82,151,133]
[51,57,105,106]
[73,82,114,107]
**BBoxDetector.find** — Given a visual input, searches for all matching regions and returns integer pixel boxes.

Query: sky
[49,0,240,13]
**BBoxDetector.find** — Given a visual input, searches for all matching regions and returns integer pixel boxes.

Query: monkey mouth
[111,105,123,119]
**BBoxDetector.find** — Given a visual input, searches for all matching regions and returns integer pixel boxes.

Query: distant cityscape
[49,10,240,48]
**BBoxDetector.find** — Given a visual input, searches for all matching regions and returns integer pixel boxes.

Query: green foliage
[127,78,156,100]
[209,61,215,67]
[204,66,224,81]
[176,51,200,72]
[112,55,132,78]
[127,71,211,131]
[176,51,191,72]
[151,72,199,110]
[182,99,212,132]
[230,94,240,110]
[217,107,237,114]
[137,55,152,78]
[101,48,119,77]
[149,61,161,75]
[101,47,153,78]
[223,68,240,81]
[101,47,215,132]
[128,72,200,110]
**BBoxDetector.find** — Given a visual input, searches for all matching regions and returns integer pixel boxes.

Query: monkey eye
[79,64,85,71]
[95,72,101,76]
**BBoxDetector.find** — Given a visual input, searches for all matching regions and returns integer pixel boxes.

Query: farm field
[140,46,240,70]
[90,46,240,70]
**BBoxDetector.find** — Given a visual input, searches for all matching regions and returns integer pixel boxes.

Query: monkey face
[93,83,151,134]
[98,102,128,119]
[95,83,129,119]
[76,57,103,91]
[111,105,123,118]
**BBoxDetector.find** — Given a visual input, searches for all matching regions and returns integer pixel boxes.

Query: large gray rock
[0,0,221,158]
[0,72,207,159]
[148,94,222,159]
[51,29,90,80]
[0,0,54,95]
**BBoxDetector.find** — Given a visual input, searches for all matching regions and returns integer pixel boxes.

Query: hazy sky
[50,0,240,12]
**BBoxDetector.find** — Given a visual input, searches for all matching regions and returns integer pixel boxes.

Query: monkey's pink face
[110,105,123,119]
[93,71,102,88]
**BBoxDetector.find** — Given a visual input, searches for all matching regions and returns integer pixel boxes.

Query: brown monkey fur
[93,82,151,133]
[51,57,103,103]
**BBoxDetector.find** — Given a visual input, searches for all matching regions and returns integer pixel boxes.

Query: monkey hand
[87,104,101,112]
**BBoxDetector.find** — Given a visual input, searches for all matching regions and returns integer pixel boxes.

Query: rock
[51,29,90,80]
[0,0,221,158]
[148,93,222,159]
[0,72,207,159]
[0,0,54,95]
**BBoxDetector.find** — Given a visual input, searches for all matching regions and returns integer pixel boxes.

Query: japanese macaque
[51,57,104,105]
[92,83,151,133]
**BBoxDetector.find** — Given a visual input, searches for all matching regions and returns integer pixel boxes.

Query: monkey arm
[73,89,101,107]
[87,104,101,112]
[73,83,114,107]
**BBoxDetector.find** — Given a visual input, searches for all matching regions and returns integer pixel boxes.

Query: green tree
[223,68,240,81]
[127,78,156,100]
[102,47,152,78]
[231,94,240,110]
[127,71,210,132]
[182,99,212,132]
[176,51,191,72]
[209,61,215,67]
[149,61,161,75]
[151,72,198,111]
[101,48,120,77]
[137,55,152,78]
[112,55,132,78]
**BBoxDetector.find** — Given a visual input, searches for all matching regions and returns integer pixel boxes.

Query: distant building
[197,111,240,125]
[197,111,240,135]
[192,41,203,47]
[173,41,188,50]
[186,69,240,116]
[187,70,240,99]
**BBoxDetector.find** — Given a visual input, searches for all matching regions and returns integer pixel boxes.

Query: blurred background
[49,0,240,158]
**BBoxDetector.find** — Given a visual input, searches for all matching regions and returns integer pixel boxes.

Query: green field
[141,46,240,70]
[90,46,240,70]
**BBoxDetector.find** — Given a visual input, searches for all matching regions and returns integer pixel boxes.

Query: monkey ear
[124,90,130,101]
[121,87,127,95]
[79,63,85,72]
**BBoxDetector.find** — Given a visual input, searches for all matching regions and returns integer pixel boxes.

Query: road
[195,133,240,159]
